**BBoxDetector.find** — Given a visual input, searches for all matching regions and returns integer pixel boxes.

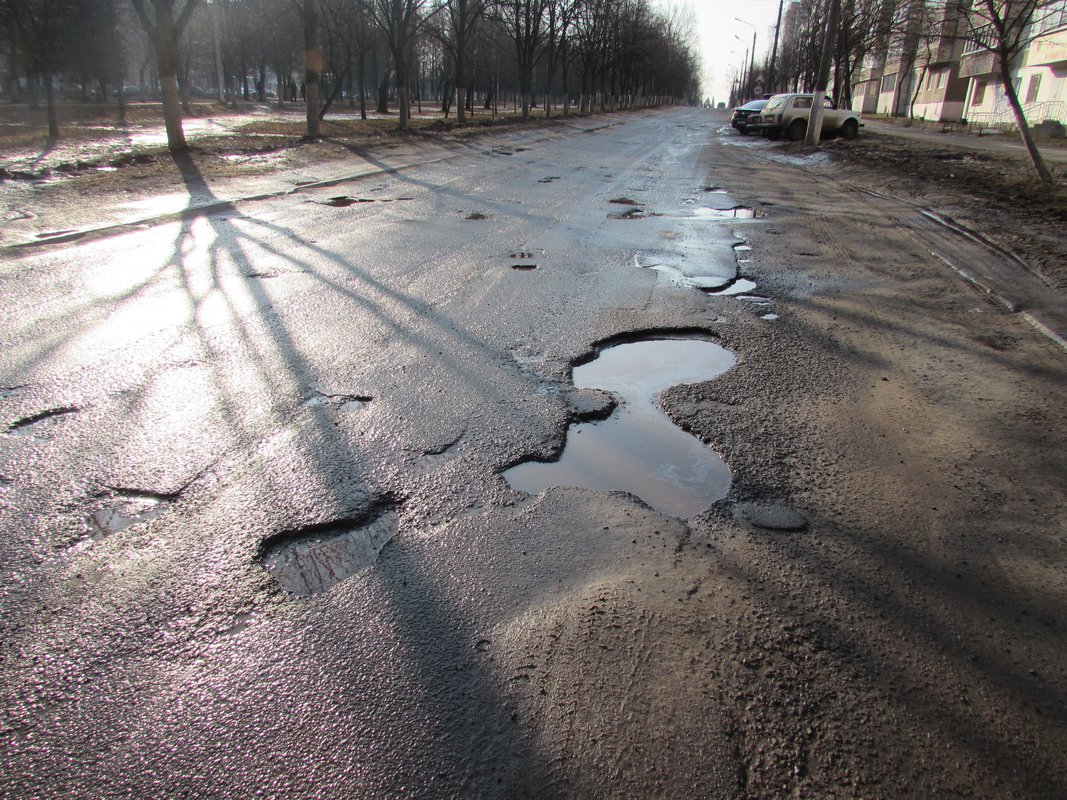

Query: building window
[1032,0,1067,35]
[972,80,987,106]
[937,70,948,89]
[1025,74,1041,103]
[881,73,897,93]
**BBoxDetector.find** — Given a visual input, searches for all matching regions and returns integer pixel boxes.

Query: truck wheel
[841,119,859,140]
[788,119,807,141]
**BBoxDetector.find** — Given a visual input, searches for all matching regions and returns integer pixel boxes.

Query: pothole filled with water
[81,490,173,544]
[504,336,735,518]
[302,391,371,412]
[693,206,761,220]
[705,278,759,296]
[259,504,399,597]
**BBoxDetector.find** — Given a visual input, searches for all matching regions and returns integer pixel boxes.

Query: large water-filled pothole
[259,504,399,597]
[504,336,735,518]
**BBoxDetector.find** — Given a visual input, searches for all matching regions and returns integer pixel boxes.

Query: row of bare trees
[0,0,701,150]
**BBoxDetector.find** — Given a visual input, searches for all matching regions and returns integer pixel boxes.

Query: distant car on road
[731,99,768,135]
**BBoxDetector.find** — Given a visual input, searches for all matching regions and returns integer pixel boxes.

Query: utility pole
[804,0,840,146]
[767,0,785,94]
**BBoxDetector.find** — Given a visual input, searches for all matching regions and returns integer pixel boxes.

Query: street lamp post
[729,52,742,106]
[735,17,757,99]
[733,36,750,103]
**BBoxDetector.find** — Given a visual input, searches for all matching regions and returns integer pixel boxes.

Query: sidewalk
[862,117,1067,164]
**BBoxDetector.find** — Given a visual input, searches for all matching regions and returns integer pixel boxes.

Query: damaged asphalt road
[2,108,1066,798]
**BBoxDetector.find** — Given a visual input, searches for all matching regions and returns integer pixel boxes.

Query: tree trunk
[359,53,367,119]
[396,84,409,129]
[377,78,388,113]
[319,64,348,119]
[999,49,1054,188]
[43,70,59,141]
[156,34,187,151]
[304,0,320,138]
[909,63,928,121]
[561,41,570,117]
[456,45,467,125]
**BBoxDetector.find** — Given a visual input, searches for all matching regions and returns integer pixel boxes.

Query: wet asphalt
[0,108,752,797]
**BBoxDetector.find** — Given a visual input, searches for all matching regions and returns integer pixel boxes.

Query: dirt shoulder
[0,103,616,246]
[649,124,1067,797]
[815,130,1067,289]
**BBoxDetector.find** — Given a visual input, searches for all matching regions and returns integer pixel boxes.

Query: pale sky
[687,0,786,104]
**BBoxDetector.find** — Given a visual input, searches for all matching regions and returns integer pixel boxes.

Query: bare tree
[0,0,79,140]
[489,0,551,119]
[959,0,1055,186]
[129,0,204,150]
[433,0,486,123]
[364,0,436,129]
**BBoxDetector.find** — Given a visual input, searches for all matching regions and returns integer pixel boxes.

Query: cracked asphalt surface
[1,107,1066,798]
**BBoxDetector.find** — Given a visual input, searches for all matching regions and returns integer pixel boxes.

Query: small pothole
[694,206,761,220]
[609,207,649,220]
[7,406,79,436]
[260,503,400,597]
[303,391,372,411]
[325,196,361,207]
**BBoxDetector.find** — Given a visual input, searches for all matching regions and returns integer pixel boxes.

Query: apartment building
[853,0,1067,129]
[961,0,1067,128]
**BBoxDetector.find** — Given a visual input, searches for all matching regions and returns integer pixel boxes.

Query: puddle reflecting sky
[505,338,735,517]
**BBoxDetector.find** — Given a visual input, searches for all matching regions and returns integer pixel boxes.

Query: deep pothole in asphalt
[504,334,735,518]
[259,502,400,597]
[6,406,79,437]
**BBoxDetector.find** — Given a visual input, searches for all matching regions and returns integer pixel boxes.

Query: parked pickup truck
[750,93,862,141]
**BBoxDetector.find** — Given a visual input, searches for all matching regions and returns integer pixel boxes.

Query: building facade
[853,0,1067,129]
